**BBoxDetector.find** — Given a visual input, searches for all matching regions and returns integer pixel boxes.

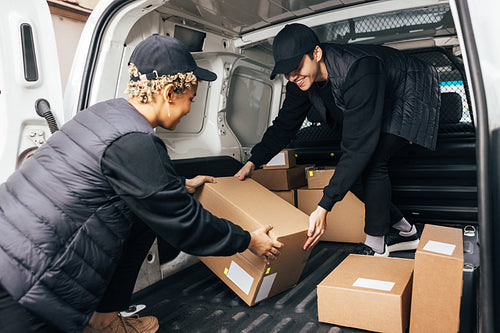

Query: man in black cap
[236,23,440,256]
[0,34,283,333]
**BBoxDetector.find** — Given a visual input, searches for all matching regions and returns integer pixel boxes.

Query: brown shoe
[83,314,159,333]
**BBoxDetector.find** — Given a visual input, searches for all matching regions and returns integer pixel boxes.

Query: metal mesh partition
[311,5,455,46]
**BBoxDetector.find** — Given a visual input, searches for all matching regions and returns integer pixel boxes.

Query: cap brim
[193,67,217,82]
[270,54,304,80]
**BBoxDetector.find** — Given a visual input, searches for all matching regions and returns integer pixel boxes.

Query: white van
[1,0,499,331]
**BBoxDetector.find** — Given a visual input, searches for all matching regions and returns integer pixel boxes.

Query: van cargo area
[132,241,419,333]
[2,0,498,331]
[85,0,482,331]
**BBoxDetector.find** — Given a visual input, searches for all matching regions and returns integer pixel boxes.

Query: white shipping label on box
[423,240,456,256]
[255,273,277,303]
[226,261,254,295]
[266,152,286,166]
[353,278,395,291]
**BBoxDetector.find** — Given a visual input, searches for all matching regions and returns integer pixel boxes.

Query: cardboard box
[306,166,335,189]
[272,189,296,207]
[251,164,311,191]
[410,224,464,333]
[194,177,311,306]
[263,149,296,169]
[317,254,414,333]
[297,188,365,243]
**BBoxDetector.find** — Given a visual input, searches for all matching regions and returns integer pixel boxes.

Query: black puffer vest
[0,99,153,332]
[309,43,440,150]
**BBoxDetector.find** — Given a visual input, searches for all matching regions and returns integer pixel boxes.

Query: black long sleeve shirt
[250,57,386,211]
[101,131,251,256]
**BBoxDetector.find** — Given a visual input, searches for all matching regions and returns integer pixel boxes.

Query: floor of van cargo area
[131,240,417,333]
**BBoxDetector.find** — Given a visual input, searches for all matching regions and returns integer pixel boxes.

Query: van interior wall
[88,2,477,234]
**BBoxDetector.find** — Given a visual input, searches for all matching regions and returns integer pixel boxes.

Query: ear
[314,46,323,62]
[162,84,175,102]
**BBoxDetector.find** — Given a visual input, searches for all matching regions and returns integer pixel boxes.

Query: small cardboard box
[306,166,336,189]
[195,177,310,306]
[252,164,311,191]
[263,149,296,170]
[297,188,365,243]
[318,254,414,333]
[410,224,464,333]
[272,189,297,207]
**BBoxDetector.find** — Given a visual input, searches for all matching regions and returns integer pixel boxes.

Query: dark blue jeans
[350,133,409,236]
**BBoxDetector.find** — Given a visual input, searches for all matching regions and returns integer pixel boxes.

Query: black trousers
[349,133,409,236]
[0,220,156,333]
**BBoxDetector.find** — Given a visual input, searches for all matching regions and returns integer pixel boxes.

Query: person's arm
[101,132,282,258]
[318,57,386,211]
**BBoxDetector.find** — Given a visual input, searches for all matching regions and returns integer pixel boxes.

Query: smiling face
[284,46,326,91]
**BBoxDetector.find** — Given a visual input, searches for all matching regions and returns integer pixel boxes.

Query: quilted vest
[0,98,154,332]
[309,43,441,150]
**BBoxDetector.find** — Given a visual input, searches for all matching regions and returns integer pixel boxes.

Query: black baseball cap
[128,34,217,82]
[270,24,320,80]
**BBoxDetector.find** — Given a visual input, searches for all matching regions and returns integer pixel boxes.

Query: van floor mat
[131,241,416,333]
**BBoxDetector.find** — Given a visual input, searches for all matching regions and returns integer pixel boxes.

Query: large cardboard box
[318,254,414,333]
[195,177,311,306]
[410,224,464,333]
[251,164,310,191]
[297,188,365,243]
[272,189,296,207]
[263,149,296,169]
[306,166,335,189]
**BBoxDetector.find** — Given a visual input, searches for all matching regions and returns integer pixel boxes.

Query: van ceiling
[156,0,378,36]
[156,1,455,51]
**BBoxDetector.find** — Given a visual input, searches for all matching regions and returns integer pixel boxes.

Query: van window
[226,67,272,147]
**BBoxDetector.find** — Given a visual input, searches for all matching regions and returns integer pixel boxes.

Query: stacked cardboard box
[410,224,464,332]
[306,166,335,189]
[318,254,414,333]
[273,189,296,206]
[297,189,365,243]
[251,149,311,206]
[252,165,309,192]
[262,148,296,170]
[297,166,366,243]
[194,177,311,306]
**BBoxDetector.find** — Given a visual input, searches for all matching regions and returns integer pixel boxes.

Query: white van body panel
[0,1,63,182]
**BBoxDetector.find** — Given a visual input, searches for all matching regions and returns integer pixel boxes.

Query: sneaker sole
[374,251,389,257]
[387,239,419,252]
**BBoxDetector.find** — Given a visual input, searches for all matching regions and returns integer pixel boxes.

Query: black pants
[349,133,409,236]
[0,220,156,333]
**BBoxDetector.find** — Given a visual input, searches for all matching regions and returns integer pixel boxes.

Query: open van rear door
[0,1,64,182]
